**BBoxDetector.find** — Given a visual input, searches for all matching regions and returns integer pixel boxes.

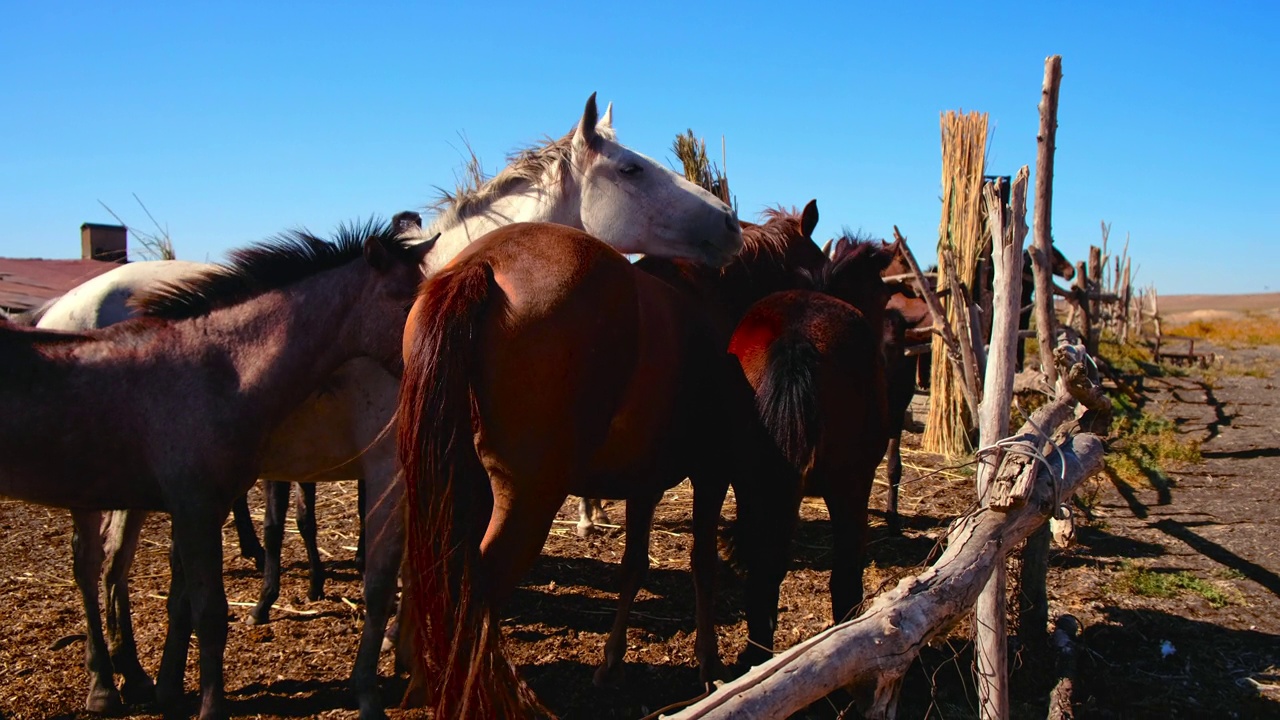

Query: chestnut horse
[397,222,799,718]
[0,220,432,720]
[576,200,828,535]
[729,237,897,636]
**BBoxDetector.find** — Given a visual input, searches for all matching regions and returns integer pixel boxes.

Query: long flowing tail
[397,260,546,719]
[756,334,820,471]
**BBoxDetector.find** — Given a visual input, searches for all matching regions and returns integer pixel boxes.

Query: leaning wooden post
[973,167,1029,720]
[1088,245,1103,350]
[1119,257,1132,344]
[1031,55,1063,387]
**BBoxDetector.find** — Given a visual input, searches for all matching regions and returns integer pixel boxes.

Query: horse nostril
[724,211,738,233]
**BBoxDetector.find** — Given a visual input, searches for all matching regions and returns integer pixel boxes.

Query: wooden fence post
[1031,55,1063,388]
[973,168,1029,720]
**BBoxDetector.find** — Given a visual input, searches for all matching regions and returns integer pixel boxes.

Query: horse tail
[397,260,546,719]
[756,334,821,471]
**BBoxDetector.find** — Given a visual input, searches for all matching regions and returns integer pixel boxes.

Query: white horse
[43,92,740,720]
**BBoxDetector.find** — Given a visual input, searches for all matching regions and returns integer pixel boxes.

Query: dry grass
[98,194,177,261]
[671,129,734,209]
[1170,313,1280,348]
[924,110,988,457]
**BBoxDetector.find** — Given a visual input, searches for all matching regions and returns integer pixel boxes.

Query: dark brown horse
[876,237,1075,533]
[728,237,897,637]
[396,222,799,718]
[0,220,432,720]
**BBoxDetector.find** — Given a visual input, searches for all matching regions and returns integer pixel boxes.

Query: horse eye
[619,163,642,176]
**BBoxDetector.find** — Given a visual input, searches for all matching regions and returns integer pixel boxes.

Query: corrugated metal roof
[0,257,122,312]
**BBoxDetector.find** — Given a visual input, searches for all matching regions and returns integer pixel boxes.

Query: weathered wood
[1031,55,1063,387]
[667,432,1106,720]
[1020,525,1051,646]
[1088,246,1103,349]
[1047,615,1082,720]
[895,226,981,419]
[942,246,983,415]
[1072,260,1093,356]
[973,168,1028,720]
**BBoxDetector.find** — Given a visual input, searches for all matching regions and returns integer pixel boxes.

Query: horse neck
[175,265,380,429]
[424,182,580,277]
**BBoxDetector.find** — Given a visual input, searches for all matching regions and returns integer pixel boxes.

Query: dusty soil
[1,340,1278,719]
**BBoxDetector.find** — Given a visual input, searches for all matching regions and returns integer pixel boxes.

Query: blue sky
[2,1,1276,294]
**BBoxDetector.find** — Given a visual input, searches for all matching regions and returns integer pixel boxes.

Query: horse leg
[576,497,614,537]
[824,471,874,626]
[70,509,123,713]
[155,532,194,714]
[350,466,405,720]
[478,483,562,608]
[102,509,155,705]
[593,490,661,686]
[294,482,326,601]
[885,434,903,534]
[171,505,231,720]
[355,478,367,573]
[691,477,731,685]
[246,480,290,625]
[230,489,265,571]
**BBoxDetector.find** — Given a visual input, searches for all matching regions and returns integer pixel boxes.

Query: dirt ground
[1,338,1278,719]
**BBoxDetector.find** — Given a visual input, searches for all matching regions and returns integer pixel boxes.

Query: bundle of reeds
[924,110,989,456]
[672,129,735,209]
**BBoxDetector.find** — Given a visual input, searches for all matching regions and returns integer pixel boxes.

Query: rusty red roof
[0,257,122,312]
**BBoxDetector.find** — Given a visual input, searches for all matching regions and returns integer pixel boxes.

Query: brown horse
[0,220,432,720]
[397,222,800,718]
[576,200,828,535]
[728,237,897,639]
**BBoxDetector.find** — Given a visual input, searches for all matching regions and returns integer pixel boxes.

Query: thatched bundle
[672,129,735,209]
[924,110,989,456]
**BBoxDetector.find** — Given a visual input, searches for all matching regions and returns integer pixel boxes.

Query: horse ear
[409,233,440,269]
[596,101,617,141]
[800,199,819,238]
[364,236,392,272]
[572,92,600,155]
[820,238,834,258]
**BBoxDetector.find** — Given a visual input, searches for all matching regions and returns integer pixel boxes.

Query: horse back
[731,290,889,491]
[457,224,686,497]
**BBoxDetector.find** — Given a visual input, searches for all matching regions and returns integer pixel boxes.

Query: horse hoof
[592,662,624,688]
[244,608,270,626]
[243,548,266,573]
[308,583,325,602]
[85,686,124,714]
[575,523,594,538]
[121,675,157,705]
[357,702,389,720]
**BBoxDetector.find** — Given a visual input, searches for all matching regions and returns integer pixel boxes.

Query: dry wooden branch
[667,431,1105,720]
[894,226,981,418]
[942,246,983,415]
[972,168,1028,720]
[1031,55,1063,387]
[1048,615,1082,720]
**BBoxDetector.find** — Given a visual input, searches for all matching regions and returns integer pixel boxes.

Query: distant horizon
[2,2,1276,295]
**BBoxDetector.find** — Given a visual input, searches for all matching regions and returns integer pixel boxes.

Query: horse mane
[427,130,590,234]
[818,233,897,290]
[734,206,812,268]
[132,217,416,320]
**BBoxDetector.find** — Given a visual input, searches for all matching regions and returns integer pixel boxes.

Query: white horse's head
[567,93,743,267]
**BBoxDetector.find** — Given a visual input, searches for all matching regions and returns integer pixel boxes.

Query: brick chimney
[81,223,128,263]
